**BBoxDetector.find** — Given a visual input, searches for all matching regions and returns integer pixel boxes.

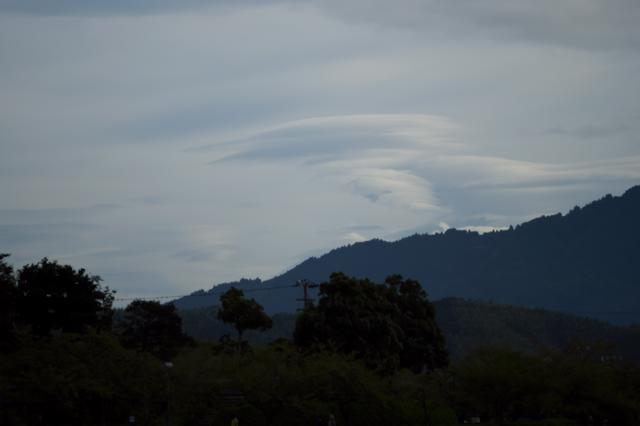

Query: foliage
[294,272,448,373]
[441,347,640,425]
[0,254,17,352]
[217,287,273,343]
[2,333,639,426]
[180,306,294,345]
[0,331,166,426]
[16,257,114,336]
[435,297,640,360]
[1,253,639,425]
[176,297,640,362]
[117,300,192,360]
[448,347,550,423]
[169,342,423,426]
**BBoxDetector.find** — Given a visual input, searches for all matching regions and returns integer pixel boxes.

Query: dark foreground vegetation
[1,255,640,425]
[3,334,640,425]
[179,298,640,361]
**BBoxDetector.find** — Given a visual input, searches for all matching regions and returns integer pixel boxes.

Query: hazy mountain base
[178,298,640,360]
[173,186,640,324]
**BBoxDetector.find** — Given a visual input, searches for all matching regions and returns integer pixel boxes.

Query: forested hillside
[174,186,640,324]
[177,298,640,360]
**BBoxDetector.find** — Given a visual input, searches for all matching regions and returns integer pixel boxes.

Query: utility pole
[296,279,318,311]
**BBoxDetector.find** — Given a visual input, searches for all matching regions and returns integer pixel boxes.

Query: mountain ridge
[174,185,640,324]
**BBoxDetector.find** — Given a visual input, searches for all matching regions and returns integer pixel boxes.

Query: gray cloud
[0,204,122,225]
[0,0,258,16]
[0,222,102,246]
[202,114,458,161]
[544,123,631,140]
[318,0,640,50]
[1,2,639,299]
[201,113,640,225]
[6,0,640,52]
[202,114,457,215]
[172,244,235,263]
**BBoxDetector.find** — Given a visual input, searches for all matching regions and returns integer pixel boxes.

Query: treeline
[176,299,640,361]
[3,330,640,424]
[436,298,640,360]
[1,255,640,425]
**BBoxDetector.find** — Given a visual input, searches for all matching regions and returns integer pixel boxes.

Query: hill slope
[178,299,640,360]
[174,186,640,323]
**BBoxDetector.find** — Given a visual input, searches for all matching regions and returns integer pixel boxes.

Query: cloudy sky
[1,0,639,300]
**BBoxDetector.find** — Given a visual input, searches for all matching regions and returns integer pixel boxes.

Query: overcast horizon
[2,0,640,300]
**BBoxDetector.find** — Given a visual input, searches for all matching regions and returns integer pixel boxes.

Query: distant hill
[178,298,640,360]
[435,298,640,359]
[173,186,640,324]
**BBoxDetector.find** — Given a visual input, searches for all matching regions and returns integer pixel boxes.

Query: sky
[1,0,639,300]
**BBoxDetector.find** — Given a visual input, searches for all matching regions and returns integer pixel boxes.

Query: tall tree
[118,300,191,360]
[0,254,17,351]
[16,258,114,336]
[217,287,272,344]
[294,272,448,373]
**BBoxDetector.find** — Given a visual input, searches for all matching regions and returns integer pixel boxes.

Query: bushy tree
[442,346,640,425]
[449,347,548,423]
[0,331,166,425]
[16,258,114,336]
[118,300,191,360]
[217,287,273,344]
[170,343,422,426]
[294,272,448,373]
[0,254,17,351]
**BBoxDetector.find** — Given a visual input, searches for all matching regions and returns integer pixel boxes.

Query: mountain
[173,186,640,324]
[177,298,640,360]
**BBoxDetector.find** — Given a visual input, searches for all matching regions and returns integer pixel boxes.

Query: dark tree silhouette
[16,258,114,336]
[294,272,448,373]
[0,254,17,351]
[217,287,272,344]
[118,300,191,360]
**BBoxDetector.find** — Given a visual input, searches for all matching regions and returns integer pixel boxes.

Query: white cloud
[342,232,367,243]
[202,113,640,208]
[199,114,457,215]
[1,2,639,299]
